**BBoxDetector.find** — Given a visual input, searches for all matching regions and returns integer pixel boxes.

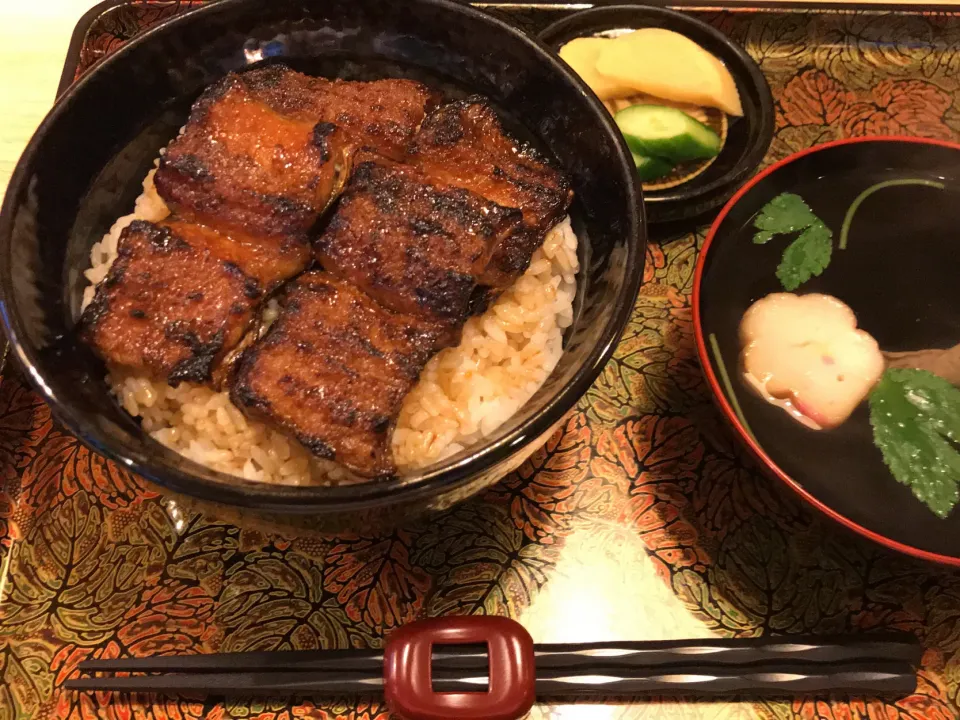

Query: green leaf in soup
[869,368,960,519]
[775,221,833,291]
[753,193,820,238]
[753,230,775,245]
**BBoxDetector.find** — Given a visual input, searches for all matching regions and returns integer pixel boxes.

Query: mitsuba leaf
[753,193,820,238]
[869,368,960,518]
[752,193,834,291]
[775,221,833,291]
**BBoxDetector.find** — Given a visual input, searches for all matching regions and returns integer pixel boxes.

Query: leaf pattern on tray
[5,5,960,720]
[483,411,595,543]
[323,533,430,631]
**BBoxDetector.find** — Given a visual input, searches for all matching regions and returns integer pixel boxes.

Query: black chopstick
[528,662,918,698]
[76,633,921,674]
[65,661,917,698]
[66,633,922,699]
[77,647,389,674]
[67,671,385,695]
[533,634,921,671]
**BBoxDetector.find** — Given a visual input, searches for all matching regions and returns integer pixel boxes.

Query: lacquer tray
[3,1,960,718]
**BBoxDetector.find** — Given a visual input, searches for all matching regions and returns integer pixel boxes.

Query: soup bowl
[695,137,960,564]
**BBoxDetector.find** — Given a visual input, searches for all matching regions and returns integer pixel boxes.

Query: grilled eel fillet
[154,72,349,238]
[231,272,454,477]
[409,98,573,291]
[81,220,309,386]
[85,66,439,385]
[234,105,573,476]
[234,160,522,476]
[237,65,441,161]
[314,157,523,324]
[154,67,440,236]
[84,66,573,478]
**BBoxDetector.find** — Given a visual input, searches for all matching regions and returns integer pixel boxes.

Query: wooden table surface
[0,0,102,202]
[0,0,951,202]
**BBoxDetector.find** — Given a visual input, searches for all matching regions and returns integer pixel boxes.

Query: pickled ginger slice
[558,37,635,101]
[595,28,743,116]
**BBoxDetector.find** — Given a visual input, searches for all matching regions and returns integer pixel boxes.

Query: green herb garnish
[753,193,820,240]
[753,193,833,291]
[839,178,944,250]
[869,368,960,518]
[708,332,756,443]
[774,222,832,291]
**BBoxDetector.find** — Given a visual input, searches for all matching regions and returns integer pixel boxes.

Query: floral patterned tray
[4,1,960,718]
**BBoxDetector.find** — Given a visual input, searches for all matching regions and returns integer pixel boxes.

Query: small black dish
[540,5,775,225]
[694,137,960,565]
[0,0,644,527]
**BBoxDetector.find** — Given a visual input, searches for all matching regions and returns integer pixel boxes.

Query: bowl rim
[537,4,776,208]
[0,0,645,513]
[692,134,960,566]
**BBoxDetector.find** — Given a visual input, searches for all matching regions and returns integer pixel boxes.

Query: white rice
[81,169,579,484]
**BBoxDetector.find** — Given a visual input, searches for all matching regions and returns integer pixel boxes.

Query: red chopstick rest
[383,616,535,720]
